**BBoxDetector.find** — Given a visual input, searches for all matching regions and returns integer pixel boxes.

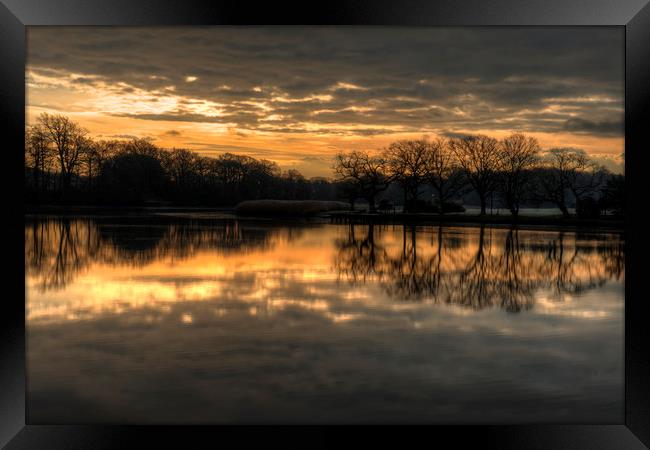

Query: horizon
[26,26,625,176]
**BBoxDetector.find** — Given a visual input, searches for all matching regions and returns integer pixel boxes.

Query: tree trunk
[367,224,374,244]
[367,195,376,213]
[479,195,487,216]
[60,169,72,191]
[435,187,444,215]
[509,200,519,217]
[39,159,45,192]
[558,202,570,218]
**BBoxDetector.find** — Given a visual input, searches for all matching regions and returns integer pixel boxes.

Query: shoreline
[327,211,624,231]
[24,205,625,232]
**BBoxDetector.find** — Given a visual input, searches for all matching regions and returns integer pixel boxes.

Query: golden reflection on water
[24,216,625,423]
[25,218,624,324]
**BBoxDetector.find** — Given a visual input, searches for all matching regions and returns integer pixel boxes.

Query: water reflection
[25,217,624,423]
[26,218,623,311]
[26,217,280,292]
[334,224,623,311]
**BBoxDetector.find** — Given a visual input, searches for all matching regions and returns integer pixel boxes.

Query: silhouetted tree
[334,151,391,212]
[166,148,200,194]
[76,137,102,191]
[498,133,540,216]
[25,124,54,193]
[599,173,625,216]
[279,169,310,200]
[309,177,338,201]
[336,179,360,211]
[424,138,468,213]
[25,114,622,215]
[99,152,168,204]
[536,148,603,218]
[37,113,87,190]
[449,135,502,215]
[384,139,430,212]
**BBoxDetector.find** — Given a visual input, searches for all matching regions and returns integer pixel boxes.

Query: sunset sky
[26,27,624,177]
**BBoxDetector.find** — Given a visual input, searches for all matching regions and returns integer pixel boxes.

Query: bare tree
[449,135,502,215]
[76,137,102,190]
[334,151,391,212]
[424,138,467,214]
[336,179,359,211]
[37,113,87,190]
[167,148,199,192]
[121,138,161,158]
[537,148,602,218]
[384,139,430,212]
[25,124,54,192]
[498,133,540,216]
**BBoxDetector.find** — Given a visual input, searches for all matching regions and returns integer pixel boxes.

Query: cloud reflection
[26,218,623,423]
[25,218,624,323]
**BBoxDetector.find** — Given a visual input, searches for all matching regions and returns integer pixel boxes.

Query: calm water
[25,216,624,424]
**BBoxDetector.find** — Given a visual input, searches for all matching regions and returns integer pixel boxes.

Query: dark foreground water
[25,216,624,423]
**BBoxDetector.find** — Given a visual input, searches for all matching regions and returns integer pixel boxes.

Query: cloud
[438,130,474,140]
[563,118,624,137]
[26,27,623,140]
[106,134,142,140]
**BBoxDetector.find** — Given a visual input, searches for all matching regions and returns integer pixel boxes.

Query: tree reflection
[25,218,282,292]
[334,224,388,283]
[26,218,624,309]
[385,226,444,301]
[26,219,102,291]
[334,224,623,312]
[599,237,625,281]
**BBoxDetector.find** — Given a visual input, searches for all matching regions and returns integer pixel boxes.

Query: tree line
[25,113,624,217]
[334,134,624,217]
[25,113,339,206]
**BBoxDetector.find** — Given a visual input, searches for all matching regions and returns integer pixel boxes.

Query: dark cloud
[107,134,142,140]
[27,27,624,138]
[439,130,474,140]
[110,112,228,123]
[563,118,624,137]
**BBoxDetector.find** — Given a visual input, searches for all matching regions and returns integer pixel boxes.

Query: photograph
[24,26,627,425]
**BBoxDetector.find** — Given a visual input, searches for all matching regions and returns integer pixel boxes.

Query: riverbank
[25,204,624,231]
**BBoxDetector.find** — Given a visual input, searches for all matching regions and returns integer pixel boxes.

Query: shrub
[576,197,601,218]
[378,199,394,213]
[235,200,350,216]
[405,199,437,213]
[440,201,466,213]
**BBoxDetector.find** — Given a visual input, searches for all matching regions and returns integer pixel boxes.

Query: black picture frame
[2,0,649,448]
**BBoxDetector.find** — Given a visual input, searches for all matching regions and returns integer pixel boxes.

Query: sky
[26,27,625,177]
